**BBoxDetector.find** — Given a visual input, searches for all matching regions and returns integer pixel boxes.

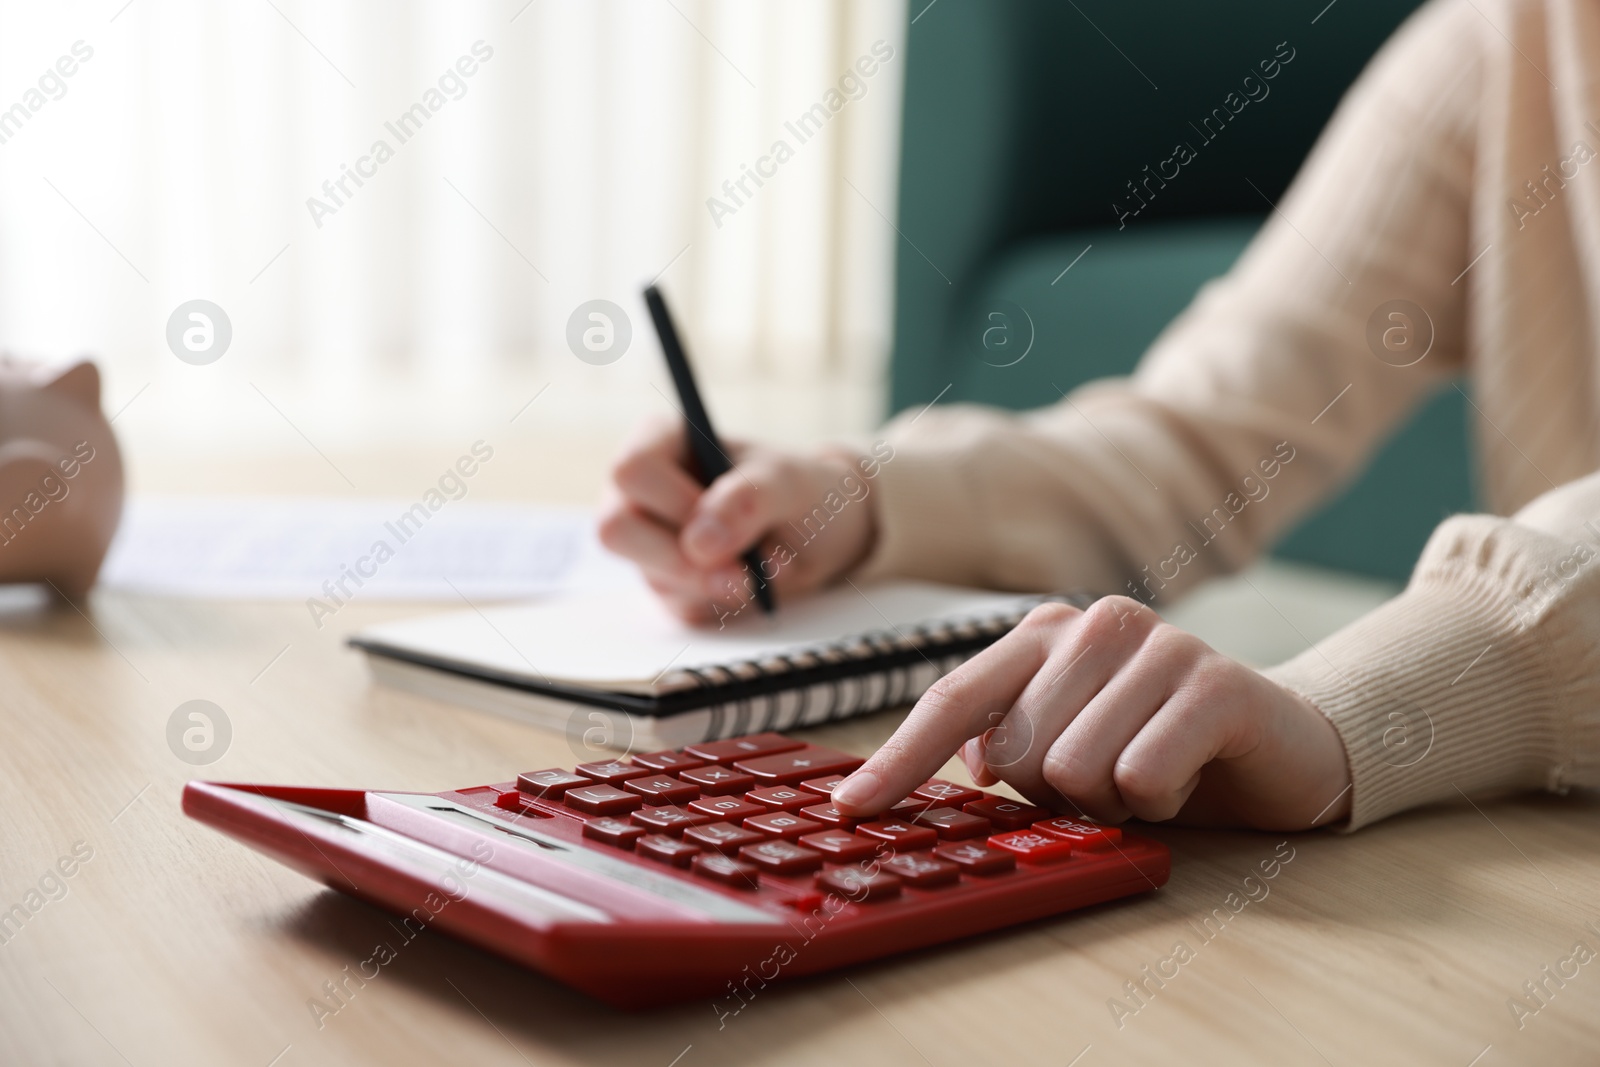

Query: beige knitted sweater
[859,0,1600,829]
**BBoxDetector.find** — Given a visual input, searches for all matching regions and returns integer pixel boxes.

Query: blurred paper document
[99,496,631,600]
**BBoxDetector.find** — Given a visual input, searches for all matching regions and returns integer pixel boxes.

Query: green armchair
[887,0,1471,583]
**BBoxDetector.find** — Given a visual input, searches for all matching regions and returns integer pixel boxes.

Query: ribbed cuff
[1263,515,1571,830]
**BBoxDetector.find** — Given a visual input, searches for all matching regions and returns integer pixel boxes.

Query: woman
[599,0,1600,832]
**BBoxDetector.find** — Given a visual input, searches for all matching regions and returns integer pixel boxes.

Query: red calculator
[184,733,1169,1009]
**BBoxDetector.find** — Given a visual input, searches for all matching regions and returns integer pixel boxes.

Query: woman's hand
[598,418,880,623]
[832,597,1353,831]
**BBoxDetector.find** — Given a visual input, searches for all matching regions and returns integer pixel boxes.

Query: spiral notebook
[351,581,1079,748]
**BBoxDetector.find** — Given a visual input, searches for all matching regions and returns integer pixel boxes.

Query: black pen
[642,284,775,615]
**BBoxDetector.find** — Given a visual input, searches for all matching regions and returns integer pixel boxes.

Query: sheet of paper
[98,496,637,600]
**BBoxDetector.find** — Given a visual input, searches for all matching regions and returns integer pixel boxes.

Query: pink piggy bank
[0,356,124,598]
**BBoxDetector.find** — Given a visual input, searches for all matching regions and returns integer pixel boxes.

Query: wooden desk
[2,562,1597,1066]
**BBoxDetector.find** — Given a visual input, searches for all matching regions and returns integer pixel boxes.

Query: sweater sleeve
[1262,471,1600,829]
[858,0,1481,598]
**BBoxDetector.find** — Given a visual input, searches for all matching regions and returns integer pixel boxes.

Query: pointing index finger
[830,619,1057,815]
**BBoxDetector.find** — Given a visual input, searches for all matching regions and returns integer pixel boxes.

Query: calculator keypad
[507,739,1130,901]
[516,768,588,798]
[636,833,700,867]
[745,786,814,811]
[1034,817,1123,849]
[574,760,650,785]
[563,784,644,815]
[799,830,880,862]
[624,775,701,805]
[856,820,939,850]
[685,821,764,852]
[733,746,864,785]
[687,795,765,822]
[678,765,757,795]
[744,812,824,840]
[631,804,711,834]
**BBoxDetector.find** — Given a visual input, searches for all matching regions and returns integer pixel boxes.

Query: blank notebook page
[355,580,1037,694]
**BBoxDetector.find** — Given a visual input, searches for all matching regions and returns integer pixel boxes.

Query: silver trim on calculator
[371,792,782,925]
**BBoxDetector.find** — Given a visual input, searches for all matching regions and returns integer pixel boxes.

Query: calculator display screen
[370,792,782,925]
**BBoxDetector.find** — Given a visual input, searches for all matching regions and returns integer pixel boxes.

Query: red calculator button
[739,840,824,875]
[746,786,813,811]
[1033,817,1124,849]
[910,807,992,840]
[630,749,706,773]
[494,790,542,815]
[744,812,824,840]
[799,803,857,828]
[935,841,1016,875]
[733,746,865,785]
[582,817,646,849]
[799,831,882,862]
[883,852,960,888]
[800,774,848,796]
[623,775,701,805]
[856,820,939,851]
[636,833,701,867]
[888,797,934,818]
[630,805,711,835]
[515,768,588,798]
[563,784,644,816]
[678,765,757,796]
[688,795,765,822]
[988,830,1074,864]
[964,796,1049,831]
[684,732,805,763]
[684,821,765,852]
[574,760,650,785]
[691,852,759,888]
[912,779,982,807]
[815,866,901,902]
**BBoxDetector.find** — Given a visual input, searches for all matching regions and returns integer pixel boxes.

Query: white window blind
[0,0,906,460]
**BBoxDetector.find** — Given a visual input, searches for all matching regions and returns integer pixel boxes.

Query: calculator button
[494,790,543,814]
[678,765,758,796]
[964,796,1049,831]
[563,784,644,816]
[815,866,901,902]
[988,830,1074,864]
[799,831,882,862]
[684,821,765,852]
[883,852,959,888]
[739,840,824,875]
[745,786,813,811]
[630,804,712,834]
[856,820,939,850]
[800,774,848,796]
[691,852,759,888]
[909,807,992,840]
[912,779,982,807]
[685,732,806,763]
[636,834,701,867]
[687,795,766,822]
[1033,816,1124,849]
[799,803,858,828]
[515,769,588,798]
[733,746,865,785]
[888,797,934,818]
[630,749,706,773]
[935,841,1016,875]
[623,775,701,805]
[744,812,824,840]
[574,760,650,785]
[582,817,646,849]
